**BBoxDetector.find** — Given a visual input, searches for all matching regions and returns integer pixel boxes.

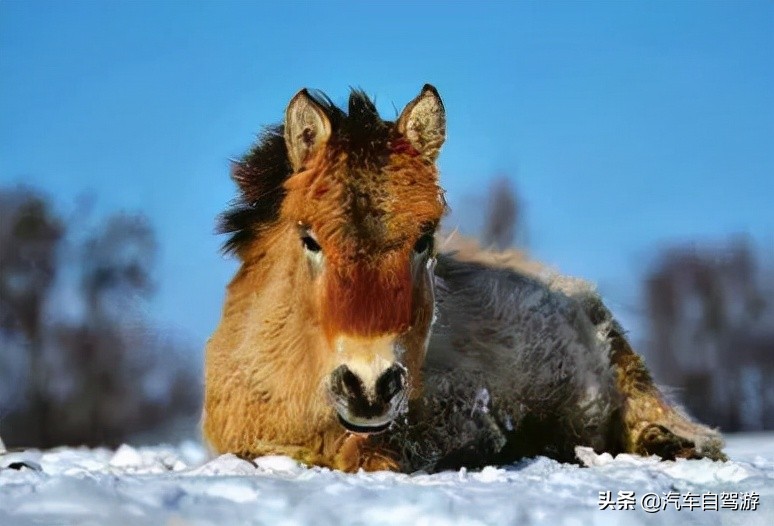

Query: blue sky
[1,1,772,345]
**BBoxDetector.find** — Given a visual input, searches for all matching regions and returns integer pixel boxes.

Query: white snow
[1,433,772,525]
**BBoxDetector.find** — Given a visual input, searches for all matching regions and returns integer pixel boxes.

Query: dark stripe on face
[322,259,413,338]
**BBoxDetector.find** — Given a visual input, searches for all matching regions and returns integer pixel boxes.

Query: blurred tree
[481,176,521,250]
[0,188,64,445]
[0,186,200,449]
[644,237,774,431]
[81,214,156,311]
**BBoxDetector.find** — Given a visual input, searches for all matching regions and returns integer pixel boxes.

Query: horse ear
[396,84,446,161]
[284,89,332,171]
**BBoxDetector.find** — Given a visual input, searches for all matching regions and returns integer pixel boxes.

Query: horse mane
[219,89,392,255]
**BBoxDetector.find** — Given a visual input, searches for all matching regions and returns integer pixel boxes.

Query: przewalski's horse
[203,85,725,472]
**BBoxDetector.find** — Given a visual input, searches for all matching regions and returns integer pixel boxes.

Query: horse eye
[301,235,321,253]
[413,233,434,255]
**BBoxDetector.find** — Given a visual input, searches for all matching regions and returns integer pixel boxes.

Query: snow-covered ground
[1,433,771,526]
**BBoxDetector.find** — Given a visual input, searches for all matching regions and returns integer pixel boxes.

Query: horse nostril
[375,365,406,403]
[331,365,364,401]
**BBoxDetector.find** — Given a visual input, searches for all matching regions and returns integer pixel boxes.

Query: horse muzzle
[328,362,408,435]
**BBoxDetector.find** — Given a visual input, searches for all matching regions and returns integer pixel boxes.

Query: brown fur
[204,86,725,471]
[204,87,445,470]
[280,148,443,339]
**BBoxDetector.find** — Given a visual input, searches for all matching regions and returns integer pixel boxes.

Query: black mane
[219,89,391,255]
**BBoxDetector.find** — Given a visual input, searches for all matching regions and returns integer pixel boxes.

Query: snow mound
[1,434,772,525]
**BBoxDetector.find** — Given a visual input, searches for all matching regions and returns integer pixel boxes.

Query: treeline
[0,186,200,449]
[1,179,771,451]
[643,238,774,431]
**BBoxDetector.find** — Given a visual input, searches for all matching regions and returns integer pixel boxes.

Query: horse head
[276,85,446,433]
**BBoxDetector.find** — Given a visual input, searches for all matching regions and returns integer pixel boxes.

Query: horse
[203,85,726,472]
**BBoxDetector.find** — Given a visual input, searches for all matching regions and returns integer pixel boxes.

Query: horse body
[203,86,725,472]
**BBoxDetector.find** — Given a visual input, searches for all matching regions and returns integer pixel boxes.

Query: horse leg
[558,285,727,461]
[334,433,400,472]
[608,327,727,461]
